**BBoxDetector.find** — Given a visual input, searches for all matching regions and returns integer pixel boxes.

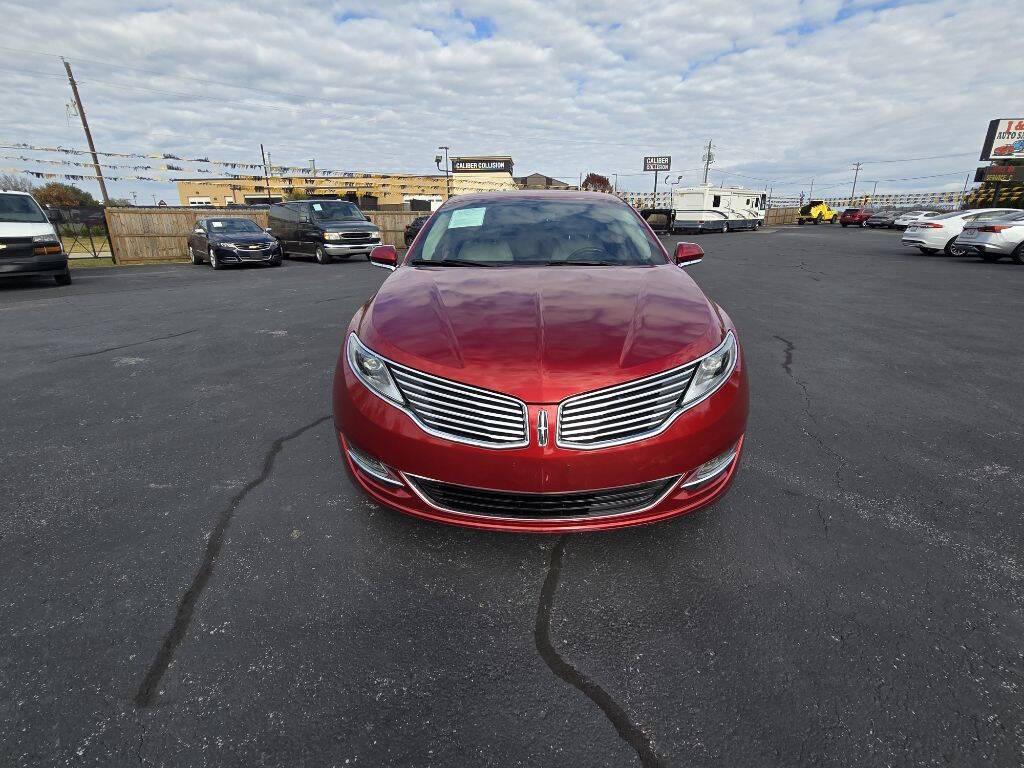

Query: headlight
[681,332,737,406]
[32,234,59,244]
[324,232,342,241]
[346,334,404,404]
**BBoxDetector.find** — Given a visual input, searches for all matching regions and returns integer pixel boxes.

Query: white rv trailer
[633,185,767,233]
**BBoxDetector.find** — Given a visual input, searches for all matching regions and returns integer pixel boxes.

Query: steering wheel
[562,246,613,262]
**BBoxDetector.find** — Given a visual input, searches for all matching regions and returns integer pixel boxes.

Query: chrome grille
[389,365,528,447]
[408,475,679,519]
[557,362,697,449]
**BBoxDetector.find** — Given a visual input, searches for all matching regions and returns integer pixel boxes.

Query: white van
[0,190,71,285]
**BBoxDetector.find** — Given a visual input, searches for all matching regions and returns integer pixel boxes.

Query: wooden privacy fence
[104,206,421,264]
[764,206,799,226]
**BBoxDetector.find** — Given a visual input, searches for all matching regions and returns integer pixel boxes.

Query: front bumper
[324,239,381,256]
[0,251,68,278]
[333,354,749,532]
[212,243,280,262]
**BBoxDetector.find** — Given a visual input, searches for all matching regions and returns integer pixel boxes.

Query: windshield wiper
[544,260,616,266]
[409,259,496,267]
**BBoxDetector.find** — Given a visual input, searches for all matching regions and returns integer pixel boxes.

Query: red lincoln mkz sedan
[333,191,749,532]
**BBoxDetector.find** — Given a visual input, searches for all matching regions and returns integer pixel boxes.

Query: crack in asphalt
[51,328,199,362]
[535,536,668,768]
[134,414,332,708]
[772,334,848,538]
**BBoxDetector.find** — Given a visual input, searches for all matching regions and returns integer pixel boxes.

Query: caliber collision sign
[980,119,1024,160]
[643,156,671,172]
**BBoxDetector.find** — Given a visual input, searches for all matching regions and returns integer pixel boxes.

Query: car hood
[210,232,274,244]
[357,264,726,403]
[319,220,378,231]
[0,222,56,238]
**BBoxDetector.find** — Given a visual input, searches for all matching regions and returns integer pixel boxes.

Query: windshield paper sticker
[312,203,323,211]
[449,208,485,229]
[211,221,223,227]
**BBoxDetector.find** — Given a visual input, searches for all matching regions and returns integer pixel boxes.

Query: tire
[944,237,968,257]
[54,269,72,286]
[1010,243,1024,265]
[841,223,848,228]
[188,245,202,265]
[860,220,867,228]
[831,215,838,224]
[209,247,223,270]
[918,247,938,254]
[813,215,821,225]
[315,246,331,264]
[797,219,804,226]
[270,255,283,267]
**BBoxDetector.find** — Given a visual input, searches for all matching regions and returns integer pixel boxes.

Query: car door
[190,220,208,253]
[267,205,285,247]
[296,203,318,255]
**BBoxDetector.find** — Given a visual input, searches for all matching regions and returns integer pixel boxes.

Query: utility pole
[870,180,879,200]
[613,173,618,193]
[260,144,271,204]
[702,139,715,185]
[809,177,814,198]
[850,162,863,205]
[62,58,109,206]
[654,170,659,196]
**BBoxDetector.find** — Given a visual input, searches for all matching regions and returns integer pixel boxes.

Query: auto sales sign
[980,119,1024,160]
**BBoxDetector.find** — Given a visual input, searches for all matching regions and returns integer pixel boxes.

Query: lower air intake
[408,475,678,519]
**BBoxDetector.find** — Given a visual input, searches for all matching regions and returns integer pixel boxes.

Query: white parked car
[893,210,939,229]
[901,208,1020,256]
[956,211,1024,263]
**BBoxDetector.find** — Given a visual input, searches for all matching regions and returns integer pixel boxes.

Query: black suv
[267,201,381,264]
[404,215,429,246]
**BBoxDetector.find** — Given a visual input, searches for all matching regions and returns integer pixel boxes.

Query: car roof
[0,189,33,196]
[441,190,632,207]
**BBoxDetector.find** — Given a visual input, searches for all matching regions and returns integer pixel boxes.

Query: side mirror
[264,227,272,233]
[369,245,398,271]
[673,242,704,267]
[193,227,203,234]
[299,214,310,223]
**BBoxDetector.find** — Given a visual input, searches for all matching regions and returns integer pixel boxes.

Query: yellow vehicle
[796,200,839,225]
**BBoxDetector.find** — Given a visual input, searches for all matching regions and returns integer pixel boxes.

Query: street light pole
[850,162,863,205]
[438,145,451,199]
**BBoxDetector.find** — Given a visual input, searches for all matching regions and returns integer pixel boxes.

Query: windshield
[206,218,262,233]
[408,198,665,267]
[310,201,365,221]
[0,193,48,224]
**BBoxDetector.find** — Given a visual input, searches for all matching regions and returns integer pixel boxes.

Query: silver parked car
[956,211,1024,263]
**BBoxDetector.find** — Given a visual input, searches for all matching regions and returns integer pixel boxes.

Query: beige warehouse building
[175,156,518,210]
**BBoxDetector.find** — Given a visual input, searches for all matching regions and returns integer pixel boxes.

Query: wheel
[1010,243,1024,265]
[813,215,822,225]
[269,255,283,267]
[188,245,202,265]
[315,246,332,264]
[54,269,72,286]
[860,220,867,228]
[944,237,968,257]
[831,215,838,224]
[918,247,938,254]
[980,252,1003,263]
[209,247,223,270]
[797,219,804,226]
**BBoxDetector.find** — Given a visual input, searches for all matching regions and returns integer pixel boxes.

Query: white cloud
[0,0,1019,200]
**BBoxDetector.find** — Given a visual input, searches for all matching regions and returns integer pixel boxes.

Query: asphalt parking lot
[2,226,1023,768]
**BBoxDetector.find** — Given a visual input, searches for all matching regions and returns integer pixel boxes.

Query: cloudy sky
[1,0,1020,202]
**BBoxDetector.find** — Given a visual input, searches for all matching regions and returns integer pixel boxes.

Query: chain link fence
[43,205,113,260]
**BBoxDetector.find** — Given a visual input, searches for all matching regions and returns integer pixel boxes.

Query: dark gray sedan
[865,210,899,228]
[187,217,282,269]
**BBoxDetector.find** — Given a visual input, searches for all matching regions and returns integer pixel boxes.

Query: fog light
[346,442,403,486]
[682,445,738,488]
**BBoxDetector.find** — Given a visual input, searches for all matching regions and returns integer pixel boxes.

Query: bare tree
[0,173,35,193]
